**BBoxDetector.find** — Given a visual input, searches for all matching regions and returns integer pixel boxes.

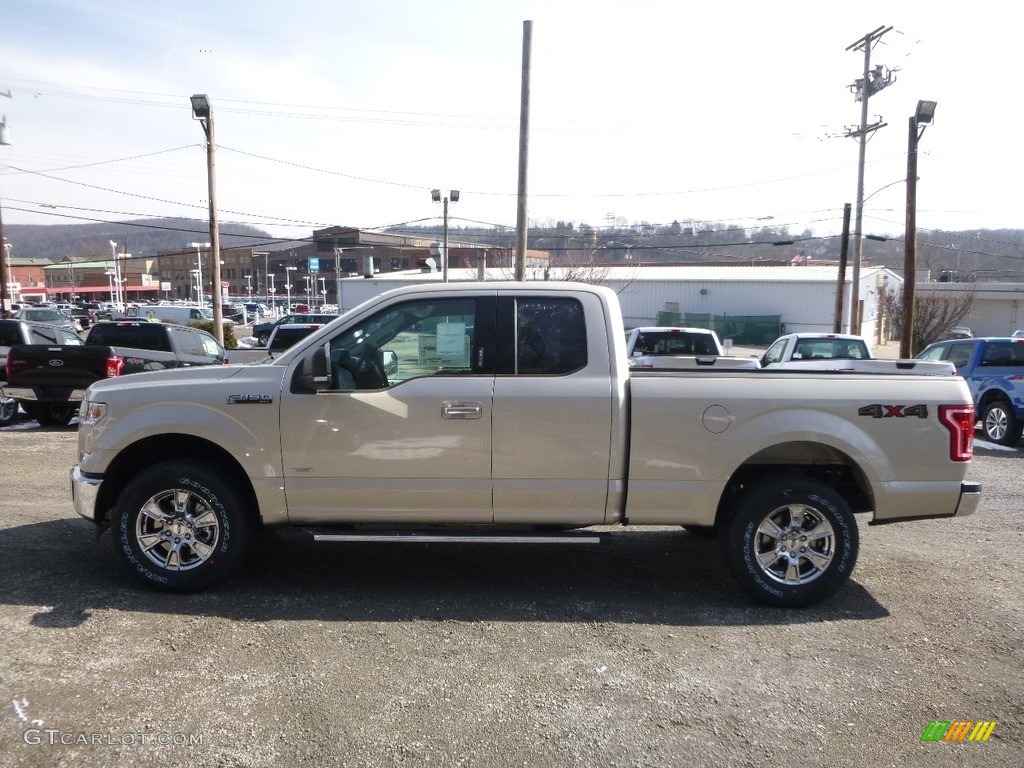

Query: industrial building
[334,264,902,349]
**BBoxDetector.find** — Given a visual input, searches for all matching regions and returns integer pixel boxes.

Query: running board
[307,530,604,544]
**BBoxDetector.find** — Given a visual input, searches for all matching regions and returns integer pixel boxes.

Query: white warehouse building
[335,264,901,350]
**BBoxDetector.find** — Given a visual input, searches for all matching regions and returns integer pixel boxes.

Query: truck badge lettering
[227,394,274,404]
[858,404,928,419]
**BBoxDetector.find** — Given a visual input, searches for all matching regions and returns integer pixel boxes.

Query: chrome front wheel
[114,461,250,592]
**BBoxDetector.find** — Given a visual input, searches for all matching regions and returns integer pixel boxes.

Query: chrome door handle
[442,401,482,419]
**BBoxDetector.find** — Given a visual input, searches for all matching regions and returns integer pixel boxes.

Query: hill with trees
[3,218,288,262]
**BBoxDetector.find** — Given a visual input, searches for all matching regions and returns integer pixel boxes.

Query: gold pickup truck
[70,283,981,607]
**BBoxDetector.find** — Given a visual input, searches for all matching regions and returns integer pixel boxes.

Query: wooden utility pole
[846,25,892,335]
[833,203,852,333]
[514,20,532,282]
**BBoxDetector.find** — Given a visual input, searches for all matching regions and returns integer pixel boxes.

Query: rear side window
[0,325,21,345]
[635,331,717,356]
[515,297,587,375]
[980,342,1024,367]
[793,339,867,360]
[89,324,171,351]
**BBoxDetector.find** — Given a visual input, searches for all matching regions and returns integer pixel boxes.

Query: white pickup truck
[71,283,981,607]
[760,332,954,374]
[622,326,755,369]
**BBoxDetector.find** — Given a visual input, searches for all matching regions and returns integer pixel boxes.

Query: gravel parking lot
[0,417,1020,767]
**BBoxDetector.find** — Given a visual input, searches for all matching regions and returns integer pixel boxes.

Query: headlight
[79,400,108,426]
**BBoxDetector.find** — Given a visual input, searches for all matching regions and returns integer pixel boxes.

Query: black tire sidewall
[35,404,75,427]
[0,398,16,426]
[114,462,249,592]
[723,476,859,608]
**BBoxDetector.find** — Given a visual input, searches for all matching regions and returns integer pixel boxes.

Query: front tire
[114,461,251,592]
[722,475,858,608]
[982,400,1021,445]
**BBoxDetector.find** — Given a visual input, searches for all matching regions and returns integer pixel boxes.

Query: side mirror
[299,346,329,392]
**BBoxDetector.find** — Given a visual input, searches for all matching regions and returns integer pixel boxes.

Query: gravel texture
[0,419,1019,767]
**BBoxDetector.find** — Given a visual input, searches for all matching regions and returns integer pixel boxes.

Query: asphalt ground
[0,415,1019,767]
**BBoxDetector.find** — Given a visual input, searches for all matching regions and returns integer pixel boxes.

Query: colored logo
[921,721,997,742]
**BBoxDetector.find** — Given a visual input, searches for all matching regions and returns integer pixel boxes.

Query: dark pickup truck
[2,321,225,426]
[0,320,86,426]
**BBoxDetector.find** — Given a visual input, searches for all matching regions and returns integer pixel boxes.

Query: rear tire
[34,403,76,427]
[722,475,858,608]
[982,400,1022,445]
[113,461,251,592]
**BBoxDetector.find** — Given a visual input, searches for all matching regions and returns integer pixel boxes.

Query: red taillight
[939,404,975,461]
[106,356,125,377]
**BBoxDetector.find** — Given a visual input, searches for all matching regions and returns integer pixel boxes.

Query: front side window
[761,337,788,366]
[327,298,478,390]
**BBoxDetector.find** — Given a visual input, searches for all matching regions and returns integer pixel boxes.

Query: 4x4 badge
[858,404,928,418]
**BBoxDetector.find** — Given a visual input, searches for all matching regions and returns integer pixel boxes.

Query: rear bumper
[2,386,87,403]
[70,465,103,522]
[955,480,983,517]
[870,480,982,525]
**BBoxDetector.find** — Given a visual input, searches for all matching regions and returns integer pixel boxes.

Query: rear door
[491,291,617,524]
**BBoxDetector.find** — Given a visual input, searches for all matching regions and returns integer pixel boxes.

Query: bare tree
[882,284,977,354]
[495,246,613,284]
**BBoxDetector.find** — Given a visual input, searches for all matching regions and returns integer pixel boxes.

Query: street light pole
[190,95,223,345]
[0,114,11,317]
[333,247,343,315]
[431,189,459,282]
[901,100,938,358]
[285,266,297,313]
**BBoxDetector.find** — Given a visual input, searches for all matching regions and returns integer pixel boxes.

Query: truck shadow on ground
[0,518,890,629]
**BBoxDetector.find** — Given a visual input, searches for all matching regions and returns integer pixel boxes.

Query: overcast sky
[2,1,1021,247]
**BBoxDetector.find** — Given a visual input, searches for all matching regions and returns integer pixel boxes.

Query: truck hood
[85,363,250,397]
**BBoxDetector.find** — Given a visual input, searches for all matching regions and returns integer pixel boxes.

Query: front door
[280,295,495,523]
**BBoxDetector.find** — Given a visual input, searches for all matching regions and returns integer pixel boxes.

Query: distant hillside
[4,218,298,262]
[388,223,1024,282]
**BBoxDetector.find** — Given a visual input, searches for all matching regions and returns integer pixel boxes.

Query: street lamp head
[190,94,211,119]
[431,189,441,203]
[915,100,938,124]
[450,190,460,203]
[190,242,210,249]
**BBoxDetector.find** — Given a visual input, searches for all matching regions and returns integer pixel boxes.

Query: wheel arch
[976,386,1011,413]
[714,440,872,529]
[96,434,261,527]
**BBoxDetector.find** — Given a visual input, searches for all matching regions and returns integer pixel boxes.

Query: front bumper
[70,465,103,522]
